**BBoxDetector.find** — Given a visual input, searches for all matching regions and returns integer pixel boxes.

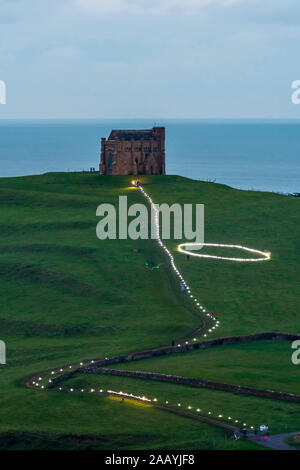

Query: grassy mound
[0,172,298,449]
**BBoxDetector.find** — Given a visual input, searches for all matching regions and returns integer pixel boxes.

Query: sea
[0,119,299,194]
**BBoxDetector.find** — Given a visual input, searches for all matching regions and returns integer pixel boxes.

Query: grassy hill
[0,172,298,450]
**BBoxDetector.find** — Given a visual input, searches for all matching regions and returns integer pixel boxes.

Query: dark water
[0,119,299,193]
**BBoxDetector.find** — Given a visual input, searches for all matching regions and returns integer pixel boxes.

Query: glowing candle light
[177,242,271,262]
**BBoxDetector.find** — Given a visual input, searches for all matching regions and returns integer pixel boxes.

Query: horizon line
[1,117,300,122]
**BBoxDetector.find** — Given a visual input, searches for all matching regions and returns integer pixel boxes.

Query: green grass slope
[143,175,300,338]
[59,372,300,435]
[112,339,300,395]
[0,172,298,450]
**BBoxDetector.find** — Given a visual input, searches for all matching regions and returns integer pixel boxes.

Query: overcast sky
[0,0,300,119]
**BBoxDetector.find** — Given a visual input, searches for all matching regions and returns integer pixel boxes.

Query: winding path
[23,182,299,449]
[249,432,298,451]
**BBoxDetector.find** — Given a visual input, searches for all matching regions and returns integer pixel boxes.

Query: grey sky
[0,0,300,119]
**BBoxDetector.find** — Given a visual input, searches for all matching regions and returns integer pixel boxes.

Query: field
[110,340,300,395]
[0,172,299,450]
